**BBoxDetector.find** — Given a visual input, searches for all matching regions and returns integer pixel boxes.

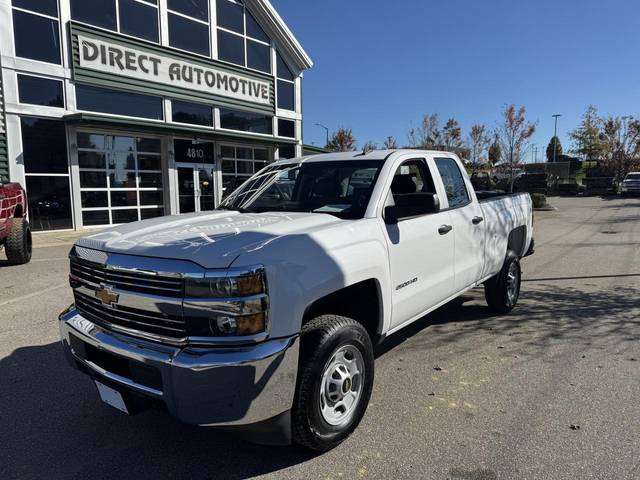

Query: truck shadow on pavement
[2,283,639,479]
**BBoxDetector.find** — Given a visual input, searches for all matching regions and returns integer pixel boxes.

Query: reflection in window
[171,100,213,126]
[76,84,164,120]
[167,0,210,56]
[220,108,273,134]
[216,1,271,73]
[435,158,470,208]
[17,75,64,108]
[70,0,159,43]
[12,9,61,64]
[21,118,68,174]
[26,176,73,231]
[77,132,164,226]
[276,53,295,110]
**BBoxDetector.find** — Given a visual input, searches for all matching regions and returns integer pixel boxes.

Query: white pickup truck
[59,149,533,451]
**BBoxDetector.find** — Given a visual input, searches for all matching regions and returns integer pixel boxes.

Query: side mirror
[384,193,440,224]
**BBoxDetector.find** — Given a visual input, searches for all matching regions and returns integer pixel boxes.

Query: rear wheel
[292,315,374,452]
[484,250,520,314]
[5,217,32,265]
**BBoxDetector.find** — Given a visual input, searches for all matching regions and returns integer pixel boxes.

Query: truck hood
[75,211,342,269]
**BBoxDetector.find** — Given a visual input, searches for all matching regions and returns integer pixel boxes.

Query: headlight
[185,269,265,298]
[184,267,269,339]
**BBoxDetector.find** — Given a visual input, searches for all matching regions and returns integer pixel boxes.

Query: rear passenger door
[434,156,485,291]
[383,158,456,330]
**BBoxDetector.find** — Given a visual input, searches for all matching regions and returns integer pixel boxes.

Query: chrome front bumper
[59,307,299,427]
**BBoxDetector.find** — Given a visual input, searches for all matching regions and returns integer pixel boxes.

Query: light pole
[552,114,562,163]
[315,123,329,147]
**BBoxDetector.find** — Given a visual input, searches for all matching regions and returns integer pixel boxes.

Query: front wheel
[292,315,374,452]
[5,217,32,265]
[484,250,521,314]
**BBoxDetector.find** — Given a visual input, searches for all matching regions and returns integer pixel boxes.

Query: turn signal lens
[214,313,266,336]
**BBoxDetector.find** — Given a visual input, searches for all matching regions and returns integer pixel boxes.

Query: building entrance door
[176,165,216,214]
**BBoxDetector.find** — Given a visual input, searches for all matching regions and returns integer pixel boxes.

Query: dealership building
[0,0,312,231]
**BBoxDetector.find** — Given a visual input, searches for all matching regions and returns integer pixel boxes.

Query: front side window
[12,2,61,64]
[216,0,271,73]
[220,107,272,134]
[70,0,159,43]
[220,160,384,219]
[171,100,213,126]
[168,0,210,56]
[17,74,64,108]
[76,84,164,120]
[435,157,469,208]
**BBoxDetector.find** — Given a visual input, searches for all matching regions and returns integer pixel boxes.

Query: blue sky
[271,0,639,159]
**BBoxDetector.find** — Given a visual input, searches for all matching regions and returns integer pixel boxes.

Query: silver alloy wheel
[506,261,520,306]
[319,344,365,426]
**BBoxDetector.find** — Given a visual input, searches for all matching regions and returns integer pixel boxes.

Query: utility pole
[315,123,329,148]
[552,114,562,163]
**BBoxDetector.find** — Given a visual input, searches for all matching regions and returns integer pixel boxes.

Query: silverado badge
[95,285,119,307]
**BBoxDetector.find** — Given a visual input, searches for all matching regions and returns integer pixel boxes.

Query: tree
[383,136,398,149]
[488,134,502,166]
[569,105,605,161]
[407,113,441,149]
[326,127,356,152]
[546,136,563,162]
[600,115,640,182]
[468,124,490,174]
[442,118,463,151]
[362,141,378,152]
[496,104,537,192]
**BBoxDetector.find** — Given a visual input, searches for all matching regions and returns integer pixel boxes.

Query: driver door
[383,158,456,330]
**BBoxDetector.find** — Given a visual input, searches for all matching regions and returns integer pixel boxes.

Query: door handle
[472,216,484,225]
[438,224,453,235]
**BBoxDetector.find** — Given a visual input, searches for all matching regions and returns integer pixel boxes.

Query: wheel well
[302,279,382,342]
[13,205,23,218]
[508,226,527,257]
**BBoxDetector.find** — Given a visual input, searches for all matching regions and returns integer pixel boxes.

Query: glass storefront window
[219,108,273,134]
[77,132,164,226]
[21,118,68,174]
[171,100,213,127]
[70,0,159,43]
[278,119,295,138]
[76,85,164,120]
[12,9,61,65]
[276,53,296,111]
[25,176,73,231]
[17,75,64,108]
[167,0,210,56]
[216,1,271,73]
[13,0,58,17]
[220,145,271,198]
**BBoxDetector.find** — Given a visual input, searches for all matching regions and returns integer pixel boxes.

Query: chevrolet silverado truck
[59,150,533,451]
[0,181,32,264]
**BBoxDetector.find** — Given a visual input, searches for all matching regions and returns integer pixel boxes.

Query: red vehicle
[0,181,32,264]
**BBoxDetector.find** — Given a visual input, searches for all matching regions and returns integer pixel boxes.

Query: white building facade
[0,0,312,231]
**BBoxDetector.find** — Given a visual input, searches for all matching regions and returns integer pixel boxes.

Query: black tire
[5,217,32,265]
[484,250,521,314]
[292,315,374,452]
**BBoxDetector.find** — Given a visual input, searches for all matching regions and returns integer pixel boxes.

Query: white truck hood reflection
[75,211,342,269]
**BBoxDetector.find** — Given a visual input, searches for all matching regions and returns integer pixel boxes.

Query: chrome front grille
[70,258,184,298]
[69,255,188,343]
[73,290,187,342]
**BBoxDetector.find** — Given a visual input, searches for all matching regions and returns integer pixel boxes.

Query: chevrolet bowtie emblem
[95,285,119,306]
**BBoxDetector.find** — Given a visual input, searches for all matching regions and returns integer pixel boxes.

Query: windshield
[219,160,384,219]
[625,173,640,180]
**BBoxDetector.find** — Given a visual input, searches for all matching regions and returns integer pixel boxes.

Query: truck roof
[272,149,457,165]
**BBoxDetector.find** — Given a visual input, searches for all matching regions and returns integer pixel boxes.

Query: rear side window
[435,157,469,208]
[390,160,435,203]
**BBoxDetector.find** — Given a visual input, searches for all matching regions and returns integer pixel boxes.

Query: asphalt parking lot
[1,196,639,480]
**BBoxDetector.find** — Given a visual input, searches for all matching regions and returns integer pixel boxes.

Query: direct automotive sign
[78,35,271,106]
